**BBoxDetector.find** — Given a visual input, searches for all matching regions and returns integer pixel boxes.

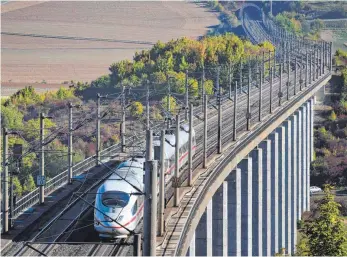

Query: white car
[310,186,322,194]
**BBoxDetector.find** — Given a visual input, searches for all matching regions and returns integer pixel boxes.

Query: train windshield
[101,191,130,207]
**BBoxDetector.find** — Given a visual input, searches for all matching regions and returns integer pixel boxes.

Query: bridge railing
[10,142,123,219]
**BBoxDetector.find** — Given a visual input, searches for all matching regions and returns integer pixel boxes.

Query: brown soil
[1,1,45,14]
[1,1,218,91]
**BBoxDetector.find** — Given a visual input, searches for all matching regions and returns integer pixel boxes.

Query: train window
[102,191,130,207]
[132,200,138,215]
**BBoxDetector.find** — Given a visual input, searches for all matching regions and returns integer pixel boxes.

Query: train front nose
[94,211,129,236]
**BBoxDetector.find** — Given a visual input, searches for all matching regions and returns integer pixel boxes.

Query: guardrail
[7,142,122,222]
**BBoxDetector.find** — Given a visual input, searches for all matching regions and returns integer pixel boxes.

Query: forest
[1,33,274,198]
[310,49,347,188]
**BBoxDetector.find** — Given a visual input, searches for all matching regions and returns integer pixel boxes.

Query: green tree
[329,110,337,121]
[23,174,36,193]
[179,56,189,71]
[300,185,347,256]
[204,80,214,95]
[130,101,144,117]
[5,86,41,106]
[55,87,75,99]
[161,96,177,115]
[189,78,199,97]
[1,106,24,129]
[296,234,311,256]
[91,75,111,88]
[12,176,23,197]
[24,118,56,140]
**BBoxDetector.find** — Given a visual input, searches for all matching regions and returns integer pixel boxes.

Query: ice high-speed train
[94,124,196,237]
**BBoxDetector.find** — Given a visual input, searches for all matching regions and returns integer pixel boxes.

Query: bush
[130,101,144,118]
[329,110,337,121]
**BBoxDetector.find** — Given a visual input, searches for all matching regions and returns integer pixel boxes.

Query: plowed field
[1,1,218,94]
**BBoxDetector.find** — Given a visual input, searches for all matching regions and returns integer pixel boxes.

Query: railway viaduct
[1,4,333,257]
[155,6,333,256]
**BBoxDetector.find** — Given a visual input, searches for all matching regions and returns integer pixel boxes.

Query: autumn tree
[130,101,144,118]
[298,185,347,256]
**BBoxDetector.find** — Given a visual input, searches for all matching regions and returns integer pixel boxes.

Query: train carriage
[94,124,196,237]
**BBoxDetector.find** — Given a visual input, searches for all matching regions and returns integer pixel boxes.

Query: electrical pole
[313,47,316,82]
[229,64,232,99]
[294,58,297,95]
[273,48,276,78]
[185,70,189,121]
[307,51,313,85]
[279,63,282,106]
[262,51,265,84]
[121,82,126,153]
[319,42,324,76]
[68,103,73,184]
[270,0,272,16]
[300,54,303,91]
[203,94,207,168]
[330,42,333,72]
[134,234,141,256]
[2,127,9,234]
[287,52,291,101]
[188,104,193,186]
[174,114,180,207]
[246,62,251,131]
[159,130,165,236]
[239,61,243,94]
[270,67,273,114]
[146,81,150,131]
[217,67,222,154]
[96,93,101,165]
[10,169,13,228]
[167,78,171,129]
[259,69,262,122]
[201,66,205,110]
[233,81,237,141]
[39,112,50,205]
[144,130,155,256]
[150,160,158,253]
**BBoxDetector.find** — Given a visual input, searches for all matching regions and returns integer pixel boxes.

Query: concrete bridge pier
[251,149,263,256]
[185,99,317,257]
[289,114,298,254]
[269,132,279,254]
[283,120,292,255]
[228,168,241,256]
[238,158,253,256]
[259,140,271,256]
[212,182,228,256]
[301,104,307,213]
[296,109,302,220]
[276,126,286,251]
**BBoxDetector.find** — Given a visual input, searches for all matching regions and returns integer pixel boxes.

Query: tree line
[1,33,274,199]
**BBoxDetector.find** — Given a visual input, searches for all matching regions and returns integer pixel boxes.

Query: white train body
[94,124,196,238]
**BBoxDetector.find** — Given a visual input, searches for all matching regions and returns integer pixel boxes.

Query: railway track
[10,167,120,256]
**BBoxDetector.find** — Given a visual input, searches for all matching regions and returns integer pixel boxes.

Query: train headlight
[104,215,113,222]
